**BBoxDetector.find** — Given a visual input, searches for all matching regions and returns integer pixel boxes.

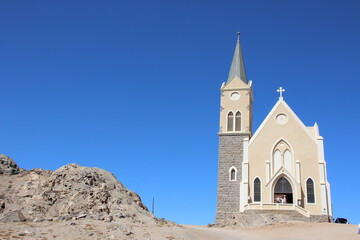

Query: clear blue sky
[1,0,359,225]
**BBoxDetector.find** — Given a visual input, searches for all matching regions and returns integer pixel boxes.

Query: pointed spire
[227,32,247,83]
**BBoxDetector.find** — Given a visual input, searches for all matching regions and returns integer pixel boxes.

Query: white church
[216,34,333,223]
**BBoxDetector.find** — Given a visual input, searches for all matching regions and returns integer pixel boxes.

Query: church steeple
[217,34,252,222]
[227,32,247,83]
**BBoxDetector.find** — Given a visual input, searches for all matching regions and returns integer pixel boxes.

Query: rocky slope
[0,154,154,224]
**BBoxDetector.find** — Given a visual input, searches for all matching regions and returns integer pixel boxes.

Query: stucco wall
[248,101,324,215]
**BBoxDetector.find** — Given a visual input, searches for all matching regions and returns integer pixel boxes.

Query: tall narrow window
[235,111,241,131]
[273,150,281,173]
[227,112,234,131]
[284,150,292,173]
[230,168,236,181]
[306,178,315,203]
[231,169,236,181]
[254,178,261,202]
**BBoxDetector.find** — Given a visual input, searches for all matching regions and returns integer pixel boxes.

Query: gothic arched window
[273,150,281,173]
[306,178,315,203]
[254,178,261,202]
[235,111,241,131]
[272,141,293,175]
[284,150,292,172]
[227,112,234,131]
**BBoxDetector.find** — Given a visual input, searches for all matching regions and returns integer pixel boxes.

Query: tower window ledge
[218,132,251,136]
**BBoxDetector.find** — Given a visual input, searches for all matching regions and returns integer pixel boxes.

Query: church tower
[216,33,253,222]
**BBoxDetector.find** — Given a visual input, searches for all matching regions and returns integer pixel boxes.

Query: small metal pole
[152,197,155,214]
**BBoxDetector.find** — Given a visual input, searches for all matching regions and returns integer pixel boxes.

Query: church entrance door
[274,177,293,204]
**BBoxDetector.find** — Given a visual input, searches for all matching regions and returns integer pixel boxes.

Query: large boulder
[0,154,19,175]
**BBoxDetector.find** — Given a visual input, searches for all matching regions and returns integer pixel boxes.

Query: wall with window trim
[248,100,330,216]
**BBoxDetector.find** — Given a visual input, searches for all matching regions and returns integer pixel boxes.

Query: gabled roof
[249,98,318,145]
[227,33,247,83]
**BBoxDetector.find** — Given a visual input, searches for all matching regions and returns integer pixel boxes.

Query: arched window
[306,178,315,203]
[230,169,236,181]
[254,178,261,202]
[235,111,241,131]
[284,150,292,172]
[229,167,237,181]
[227,112,234,131]
[272,141,293,176]
[273,150,281,173]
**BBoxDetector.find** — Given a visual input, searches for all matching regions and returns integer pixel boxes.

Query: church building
[216,34,333,223]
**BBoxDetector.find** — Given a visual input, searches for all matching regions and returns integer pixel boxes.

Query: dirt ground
[0,220,358,240]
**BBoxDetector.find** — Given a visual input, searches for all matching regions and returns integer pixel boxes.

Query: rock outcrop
[0,155,155,225]
[0,154,19,175]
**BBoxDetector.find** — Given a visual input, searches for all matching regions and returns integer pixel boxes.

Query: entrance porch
[244,203,310,217]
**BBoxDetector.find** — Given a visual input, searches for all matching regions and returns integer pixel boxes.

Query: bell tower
[216,33,253,223]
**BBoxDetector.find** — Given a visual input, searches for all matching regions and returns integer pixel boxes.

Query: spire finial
[277,87,285,100]
[237,32,240,41]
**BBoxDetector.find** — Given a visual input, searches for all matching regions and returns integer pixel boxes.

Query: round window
[275,113,288,125]
[230,92,240,101]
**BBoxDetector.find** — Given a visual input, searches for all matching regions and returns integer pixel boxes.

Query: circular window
[230,92,240,101]
[275,113,288,125]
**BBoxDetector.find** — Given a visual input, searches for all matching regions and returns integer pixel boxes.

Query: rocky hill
[0,154,154,224]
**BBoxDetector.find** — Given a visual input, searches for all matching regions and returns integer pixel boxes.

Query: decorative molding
[275,112,288,125]
[268,173,298,204]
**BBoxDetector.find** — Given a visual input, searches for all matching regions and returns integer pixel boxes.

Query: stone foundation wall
[216,210,331,228]
[310,214,332,223]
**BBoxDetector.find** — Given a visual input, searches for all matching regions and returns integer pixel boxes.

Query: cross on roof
[277,87,285,99]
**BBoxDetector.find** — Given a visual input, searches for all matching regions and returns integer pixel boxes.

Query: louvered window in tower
[227,112,234,131]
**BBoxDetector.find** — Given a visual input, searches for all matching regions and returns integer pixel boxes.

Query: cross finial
[277,87,285,100]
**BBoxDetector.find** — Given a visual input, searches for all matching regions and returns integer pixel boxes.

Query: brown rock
[0,210,26,222]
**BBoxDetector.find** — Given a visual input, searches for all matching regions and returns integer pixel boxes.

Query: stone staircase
[245,209,311,221]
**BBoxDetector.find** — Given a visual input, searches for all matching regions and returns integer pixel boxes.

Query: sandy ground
[186,222,359,240]
[0,220,358,240]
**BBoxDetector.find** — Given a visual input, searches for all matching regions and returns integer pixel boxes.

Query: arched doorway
[274,177,293,204]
